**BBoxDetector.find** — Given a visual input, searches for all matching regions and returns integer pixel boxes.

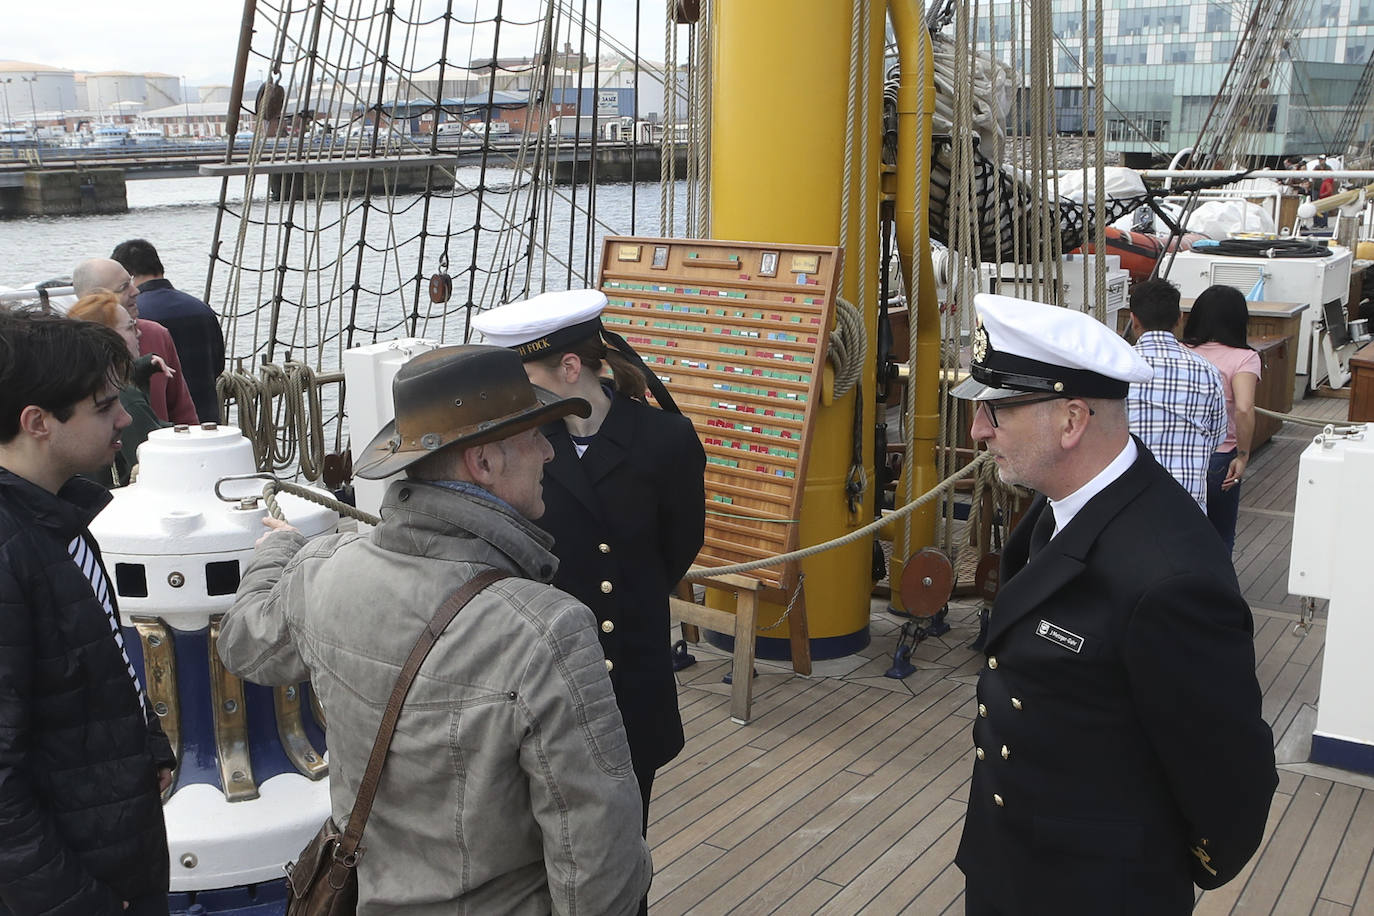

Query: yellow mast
[708,2,889,655]
[886,1,941,612]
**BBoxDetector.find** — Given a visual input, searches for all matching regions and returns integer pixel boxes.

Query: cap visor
[950,375,1023,401]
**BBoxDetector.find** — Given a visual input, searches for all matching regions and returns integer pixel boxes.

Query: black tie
[1028,506,1056,559]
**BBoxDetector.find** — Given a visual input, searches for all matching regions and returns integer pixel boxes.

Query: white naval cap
[470,289,607,361]
[951,293,1152,401]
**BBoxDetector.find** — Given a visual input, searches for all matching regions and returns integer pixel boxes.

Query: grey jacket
[218,480,651,915]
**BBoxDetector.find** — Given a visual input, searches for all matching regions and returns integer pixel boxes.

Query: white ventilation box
[1164,247,1353,391]
[343,338,440,518]
[1288,426,1374,773]
[971,259,1130,330]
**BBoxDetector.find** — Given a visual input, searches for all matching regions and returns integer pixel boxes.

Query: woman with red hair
[67,292,174,485]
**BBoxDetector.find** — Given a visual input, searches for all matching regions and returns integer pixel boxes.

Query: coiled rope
[828,297,867,399]
[1198,238,1333,259]
[217,361,328,479]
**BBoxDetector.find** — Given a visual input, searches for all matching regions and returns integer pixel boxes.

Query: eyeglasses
[979,394,1094,428]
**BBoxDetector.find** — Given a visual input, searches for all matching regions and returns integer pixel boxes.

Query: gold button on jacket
[977,703,988,718]
[993,794,1004,807]
[601,620,614,634]
[604,659,614,672]
[599,580,613,594]
[988,656,998,669]
[598,543,611,554]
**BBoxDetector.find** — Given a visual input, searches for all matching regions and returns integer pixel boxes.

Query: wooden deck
[651,395,1373,915]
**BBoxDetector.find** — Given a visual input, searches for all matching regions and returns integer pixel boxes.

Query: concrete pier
[549,145,687,183]
[13,169,129,217]
[267,162,457,200]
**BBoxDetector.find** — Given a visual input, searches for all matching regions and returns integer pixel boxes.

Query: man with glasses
[71,259,197,426]
[951,293,1276,915]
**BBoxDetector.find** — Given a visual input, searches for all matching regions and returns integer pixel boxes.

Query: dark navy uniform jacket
[135,278,226,424]
[956,441,1277,915]
[535,391,706,772]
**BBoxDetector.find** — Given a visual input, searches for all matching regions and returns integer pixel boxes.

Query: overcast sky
[2,0,669,85]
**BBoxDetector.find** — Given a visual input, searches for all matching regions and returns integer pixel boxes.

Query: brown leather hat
[354,344,590,480]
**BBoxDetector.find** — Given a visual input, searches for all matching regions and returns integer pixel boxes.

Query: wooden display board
[599,236,841,591]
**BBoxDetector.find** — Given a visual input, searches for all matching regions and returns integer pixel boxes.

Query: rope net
[204,0,699,471]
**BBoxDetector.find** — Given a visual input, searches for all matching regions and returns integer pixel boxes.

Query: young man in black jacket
[0,310,176,916]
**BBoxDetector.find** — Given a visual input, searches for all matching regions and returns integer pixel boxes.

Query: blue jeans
[1206,448,1241,556]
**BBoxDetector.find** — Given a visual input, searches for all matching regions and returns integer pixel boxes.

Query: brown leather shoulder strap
[338,567,509,856]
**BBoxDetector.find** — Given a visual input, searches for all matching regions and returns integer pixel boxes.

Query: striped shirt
[68,534,146,708]
[1128,331,1228,510]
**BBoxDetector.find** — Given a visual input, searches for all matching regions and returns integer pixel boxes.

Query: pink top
[1188,341,1261,452]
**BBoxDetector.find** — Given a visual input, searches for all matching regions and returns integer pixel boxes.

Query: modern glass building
[974,1,1374,164]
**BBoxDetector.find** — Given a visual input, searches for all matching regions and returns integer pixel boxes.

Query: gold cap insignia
[972,322,989,363]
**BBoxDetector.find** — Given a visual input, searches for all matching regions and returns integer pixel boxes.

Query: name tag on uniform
[1036,619,1084,654]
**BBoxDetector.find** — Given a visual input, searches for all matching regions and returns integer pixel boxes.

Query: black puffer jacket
[0,469,174,915]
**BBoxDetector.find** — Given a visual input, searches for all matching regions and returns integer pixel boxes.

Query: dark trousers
[1206,448,1241,555]
[635,756,655,915]
[964,880,1005,916]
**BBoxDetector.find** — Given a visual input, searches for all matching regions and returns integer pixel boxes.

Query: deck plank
[736,707,972,913]
[814,798,967,915]
[1232,776,1331,912]
[1279,782,1362,912]
[1324,791,1374,906]
[1194,788,1293,915]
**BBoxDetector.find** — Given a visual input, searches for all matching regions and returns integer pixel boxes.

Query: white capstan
[952,292,1153,401]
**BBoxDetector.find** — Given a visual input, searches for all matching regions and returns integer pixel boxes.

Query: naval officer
[951,293,1277,915]
[472,291,706,851]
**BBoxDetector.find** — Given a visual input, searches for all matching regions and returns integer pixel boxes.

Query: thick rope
[692,1,711,238]
[828,297,867,399]
[660,12,677,236]
[683,453,991,579]
[262,478,382,526]
[255,450,993,582]
[1256,405,1359,428]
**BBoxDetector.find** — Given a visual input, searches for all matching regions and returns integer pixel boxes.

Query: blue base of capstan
[703,625,870,661]
[169,879,287,915]
[1310,733,1374,776]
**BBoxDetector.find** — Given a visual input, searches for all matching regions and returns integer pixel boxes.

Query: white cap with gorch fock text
[470,289,607,361]
[951,293,1152,402]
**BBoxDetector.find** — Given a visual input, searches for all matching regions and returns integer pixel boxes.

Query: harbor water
[0,173,688,352]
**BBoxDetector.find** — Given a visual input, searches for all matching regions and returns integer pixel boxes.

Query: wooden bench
[671,568,811,724]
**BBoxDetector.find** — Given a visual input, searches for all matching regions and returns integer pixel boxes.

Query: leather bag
[283,568,509,914]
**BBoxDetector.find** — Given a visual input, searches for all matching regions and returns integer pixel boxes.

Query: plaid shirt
[1128,331,1228,510]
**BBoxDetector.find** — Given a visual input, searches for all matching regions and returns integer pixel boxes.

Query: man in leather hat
[951,294,1276,915]
[218,344,652,914]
